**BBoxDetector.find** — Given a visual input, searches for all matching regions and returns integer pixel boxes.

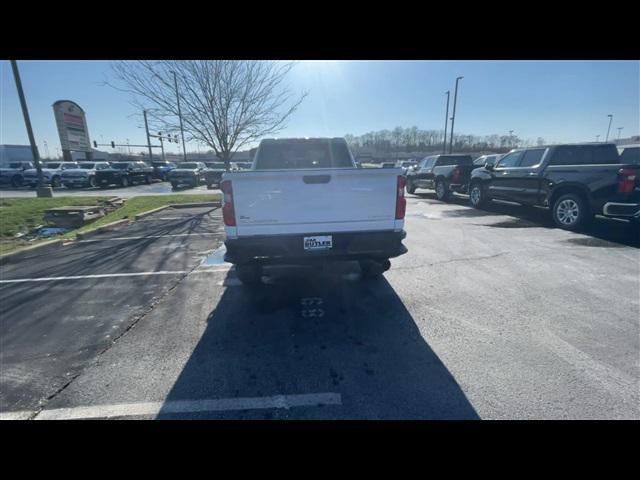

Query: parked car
[151,161,177,181]
[231,162,252,171]
[396,160,417,175]
[468,143,640,230]
[0,161,34,187]
[168,162,208,188]
[204,162,227,188]
[23,162,80,188]
[95,161,154,188]
[381,162,397,168]
[220,137,408,284]
[473,154,503,168]
[618,145,640,165]
[61,161,111,188]
[405,154,475,200]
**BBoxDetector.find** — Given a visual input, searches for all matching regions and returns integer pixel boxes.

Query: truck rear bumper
[225,230,407,266]
[602,202,640,220]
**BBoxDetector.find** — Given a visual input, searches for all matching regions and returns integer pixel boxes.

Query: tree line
[344,127,545,155]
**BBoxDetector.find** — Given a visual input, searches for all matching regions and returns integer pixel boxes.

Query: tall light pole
[10,60,51,197]
[43,140,50,158]
[443,91,450,154]
[143,110,154,162]
[617,127,623,140]
[171,70,187,162]
[605,114,613,142]
[449,76,463,154]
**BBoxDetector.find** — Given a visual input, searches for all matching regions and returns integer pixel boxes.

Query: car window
[473,156,486,166]
[45,163,61,169]
[496,151,524,168]
[549,145,619,166]
[620,147,640,165]
[62,164,79,169]
[519,149,546,167]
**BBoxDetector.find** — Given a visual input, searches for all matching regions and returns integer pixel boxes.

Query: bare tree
[108,60,307,169]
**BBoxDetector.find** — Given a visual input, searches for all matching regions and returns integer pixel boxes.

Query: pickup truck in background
[61,161,111,188]
[0,161,34,187]
[204,162,227,188]
[221,137,408,284]
[405,154,475,201]
[469,143,640,230]
[95,161,154,188]
[168,162,208,188]
[23,161,80,188]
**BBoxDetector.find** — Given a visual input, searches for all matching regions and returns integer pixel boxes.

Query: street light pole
[172,71,187,162]
[449,76,463,154]
[617,127,623,140]
[143,110,154,162]
[10,60,51,197]
[605,114,613,142]
[443,91,450,154]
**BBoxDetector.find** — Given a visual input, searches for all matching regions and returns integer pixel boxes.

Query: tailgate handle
[303,175,331,184]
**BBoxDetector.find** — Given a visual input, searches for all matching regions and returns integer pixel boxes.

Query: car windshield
[177,163,199,169]
[44,163,61,169]
[78,163,95,169]
[110,163,130,169]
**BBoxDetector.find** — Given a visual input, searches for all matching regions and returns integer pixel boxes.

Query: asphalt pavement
[0,193,638,419]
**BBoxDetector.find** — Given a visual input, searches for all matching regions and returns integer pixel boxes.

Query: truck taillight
[221,180,236,226]
[618,168,637,194]
[396,175,406,220]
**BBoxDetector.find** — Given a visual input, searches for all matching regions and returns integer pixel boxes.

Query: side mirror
[485,163,494,171]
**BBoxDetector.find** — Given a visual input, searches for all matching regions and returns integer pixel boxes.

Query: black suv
[469,143,639,230]
[95,161,154,188]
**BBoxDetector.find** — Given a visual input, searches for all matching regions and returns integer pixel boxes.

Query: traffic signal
[93,141,97,148]
[111,141,115,148]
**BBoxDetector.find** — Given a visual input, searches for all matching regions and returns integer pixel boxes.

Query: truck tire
[551,192,590,231]
[89,176,97,188]
[120,176,129,188]
[145,175,151,185]
[435,178,450,201]
[406,179,416,194]
[11,175,22,188]
[469,181,487,208]
[171,181,179,189]
[236,265,262,285]
[360,259,391,278]
[51,176,61,188]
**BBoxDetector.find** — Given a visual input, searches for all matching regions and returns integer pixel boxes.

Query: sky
[1,60,638,157]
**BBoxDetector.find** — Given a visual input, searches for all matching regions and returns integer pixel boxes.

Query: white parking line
[0,268,230,284]
[31,393,342,420]
[0,410,34,420]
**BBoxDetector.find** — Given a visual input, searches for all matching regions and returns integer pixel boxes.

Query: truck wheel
[360,259,391,278]
[120,176,129,188]
[171,181,179,189]
[11,175,22,188]
[236,265,262,285]
[435,179,449,201]
[552,193,590,231]
[469,182,487,208]
[51,176,61,188]
[406,180,416,195]
[88,176,97,188]
[145,175,151,185]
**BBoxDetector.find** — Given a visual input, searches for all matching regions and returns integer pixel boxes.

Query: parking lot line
[0,269,229,284]
[32,393,342,420]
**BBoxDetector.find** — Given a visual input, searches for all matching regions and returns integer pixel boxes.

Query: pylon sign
[53,100,92,152]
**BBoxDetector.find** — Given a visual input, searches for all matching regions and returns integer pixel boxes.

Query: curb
[75,219,131,240]
[0,239,64,265]
[168,201,221,209]
[134,205,170,220]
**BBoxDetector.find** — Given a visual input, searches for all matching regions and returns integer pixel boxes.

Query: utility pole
[172,71,187,161]
[605,114,613,142]
[617,127,623,140]
[143,110,154,162]
[10,60,51,197]
[449,76,463,154]
[443,91,450,154]
[158,133,166,161]
[43,140,50,158]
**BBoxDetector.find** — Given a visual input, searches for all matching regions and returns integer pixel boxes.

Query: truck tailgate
[225,168,403,237]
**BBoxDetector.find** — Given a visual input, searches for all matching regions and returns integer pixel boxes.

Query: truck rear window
[255,141,354,170]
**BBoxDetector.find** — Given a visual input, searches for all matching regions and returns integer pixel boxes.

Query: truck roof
[260,137,346,143]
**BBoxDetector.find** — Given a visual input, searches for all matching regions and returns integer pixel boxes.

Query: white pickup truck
[221,137,408,284]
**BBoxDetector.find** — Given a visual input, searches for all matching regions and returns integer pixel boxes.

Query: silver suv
[62,161,111,188]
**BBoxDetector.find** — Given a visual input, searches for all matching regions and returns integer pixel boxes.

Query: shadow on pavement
[157,266,479,419]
